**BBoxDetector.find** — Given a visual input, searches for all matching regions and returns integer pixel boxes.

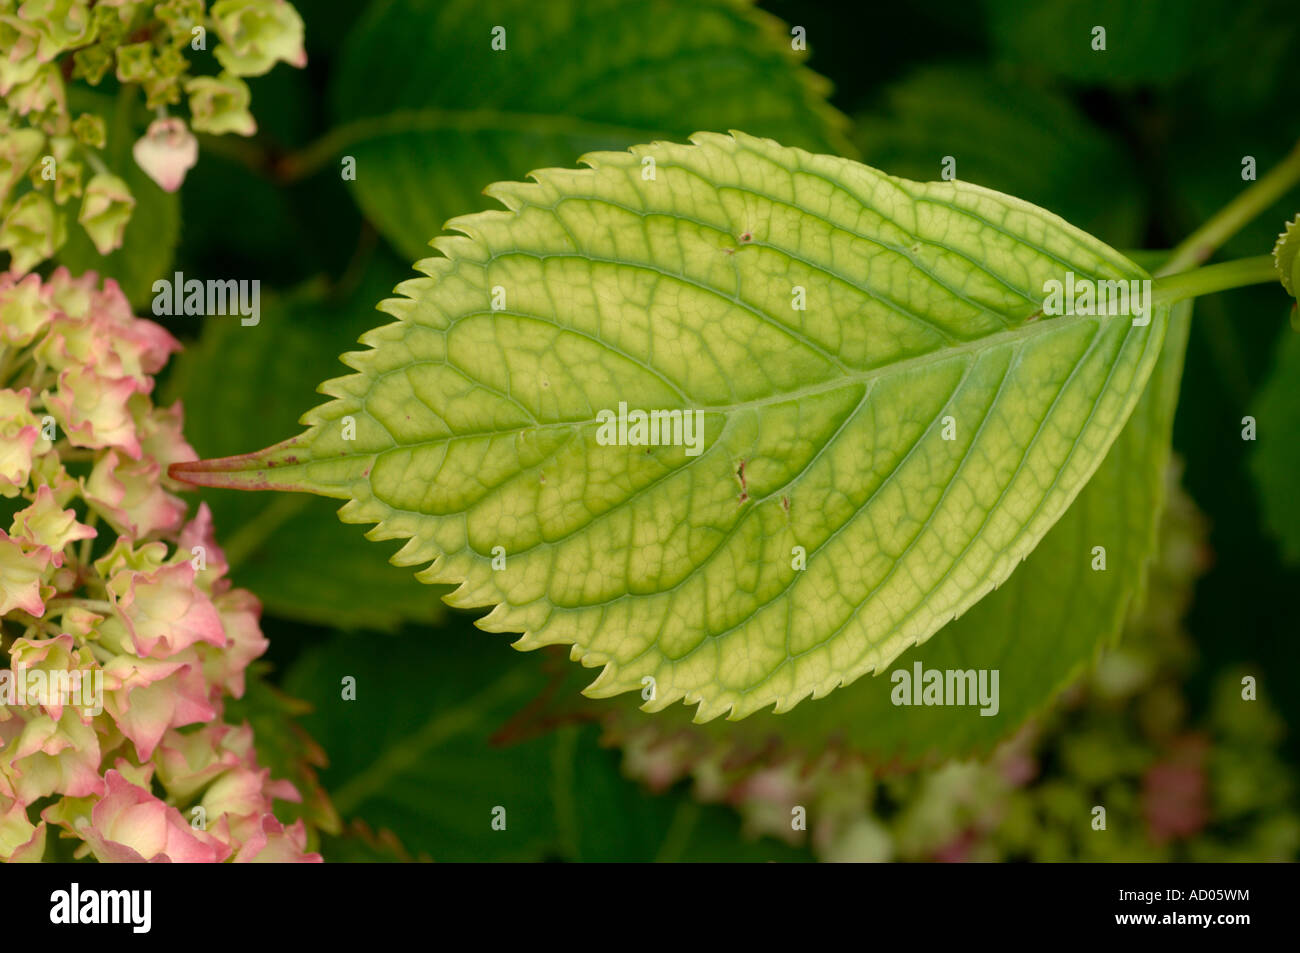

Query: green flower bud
[53,156,82,203]
[16,0,95,61]
[156,0,205,46]
[0,127,43,199]
[0,190,66,273]
[72,43,114,86]
[115,41,154,84]
[144,75,181,109]
[71,112,105,149]
[211,0,306,77]
[185,72,255,136]
[154,43,188,79]
[77,171,134,254]
[8,63,64,120]
[0,19,41,95]
[90,2,127,46]
[143,46,188,108]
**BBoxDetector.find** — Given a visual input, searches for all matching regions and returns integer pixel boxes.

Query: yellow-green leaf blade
[176,132,1170,720]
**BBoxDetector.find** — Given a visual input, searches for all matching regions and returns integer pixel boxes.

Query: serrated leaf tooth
[485,602,544,636]
[356,322,406,349]
[337,497,386,525]
[443,208,513,243]
[338,350,373,373]
[413,558,448,585]
[470,603,509,633]
[691,695,731,724]
[300,394,350,423]
[376,296,416,323]
[687,130,738,151]
[575,148,636,171]
[581,664,624,699]
[392,276,435,301]
[443,580,479,609]
[483,179,543,211]
[427,235,481,264]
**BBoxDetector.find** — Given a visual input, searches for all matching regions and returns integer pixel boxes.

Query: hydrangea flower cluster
[0,268,319,862]
[0,0,306,273]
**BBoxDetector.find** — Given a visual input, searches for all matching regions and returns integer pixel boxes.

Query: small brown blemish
[781,495,789,513]
[1026,309,1042,322]
[722,246,735,255]
[738,231,752,244]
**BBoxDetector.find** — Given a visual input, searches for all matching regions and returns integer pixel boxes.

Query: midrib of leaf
[323,315,1130,450]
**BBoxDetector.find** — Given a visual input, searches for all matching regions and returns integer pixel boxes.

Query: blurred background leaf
[852,64,1143,245]
[316,0,854,261]
[1250,325,1300,565]
[284,622,809,861]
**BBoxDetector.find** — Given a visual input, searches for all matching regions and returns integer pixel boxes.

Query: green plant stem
[1152,255,1279,304]
[1158,139,1300,276]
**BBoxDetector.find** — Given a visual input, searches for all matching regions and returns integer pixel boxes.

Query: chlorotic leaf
[173,132,1171,721]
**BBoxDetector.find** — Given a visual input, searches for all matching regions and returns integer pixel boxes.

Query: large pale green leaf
[323,0,853,260]
[175,132,1171,720]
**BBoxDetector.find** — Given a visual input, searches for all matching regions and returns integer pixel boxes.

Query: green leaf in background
[1250,324,1300,565]
[853,65,1143,247]
[165,264,448,630]
[58,89,180,308]
[982,0,1252,87]
[176,133,1171,721]
[284,625,807,861]
[317,0,854,260]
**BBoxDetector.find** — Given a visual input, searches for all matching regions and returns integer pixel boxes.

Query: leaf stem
[1158,139,1300,276]
[1152,255,1279,304]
